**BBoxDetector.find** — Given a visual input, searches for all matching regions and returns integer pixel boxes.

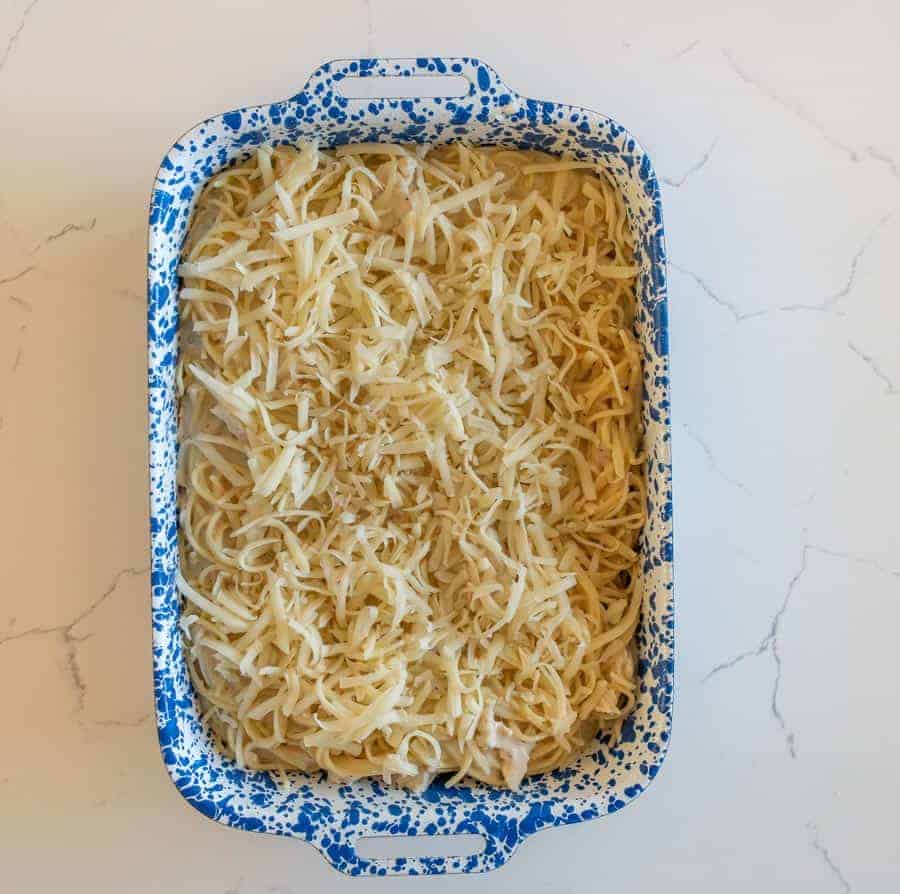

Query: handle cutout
[354,833,486,861]
[335,74,470,100]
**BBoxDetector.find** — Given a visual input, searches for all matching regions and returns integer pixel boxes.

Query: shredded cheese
[177,140,646,790]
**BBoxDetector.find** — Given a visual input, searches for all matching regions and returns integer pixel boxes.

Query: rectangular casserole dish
[148,56,673,877]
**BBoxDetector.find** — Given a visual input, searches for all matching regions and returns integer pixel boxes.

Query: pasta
[176,140,646,789]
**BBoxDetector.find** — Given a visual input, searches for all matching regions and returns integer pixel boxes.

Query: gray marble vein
[0,566,149,719]
[675,213,892,321]
[680,422,750,493]
[704,546,808,758]
[0,0,39,74]
[807,823,852,894]
[0,265,36,288]
[7,294,31,310]
[92,714,152,729]
[662,138,717,188]
[704,543,900,760]
[670,262,765,321]
[848,341,898,395]
[31,217,97,253]
[778,213,893,313]
[722,48,860,162]
[866,146,900,181]
[671,39,699,60]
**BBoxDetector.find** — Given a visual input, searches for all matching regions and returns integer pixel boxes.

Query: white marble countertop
[2,0,899,890]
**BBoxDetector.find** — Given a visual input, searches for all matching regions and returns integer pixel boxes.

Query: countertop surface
[2,1,899,891]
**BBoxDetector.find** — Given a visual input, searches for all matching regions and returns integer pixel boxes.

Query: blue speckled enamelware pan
[148,56,673,877]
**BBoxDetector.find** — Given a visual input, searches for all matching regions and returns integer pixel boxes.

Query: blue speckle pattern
[147,57,673,877]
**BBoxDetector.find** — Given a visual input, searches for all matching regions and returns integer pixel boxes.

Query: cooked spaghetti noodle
[176,141,645,789]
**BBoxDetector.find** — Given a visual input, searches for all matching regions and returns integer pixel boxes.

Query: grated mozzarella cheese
[177,140,646,789]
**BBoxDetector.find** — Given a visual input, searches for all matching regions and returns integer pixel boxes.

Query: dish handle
[311,820,524,877]
[290,56,519,107]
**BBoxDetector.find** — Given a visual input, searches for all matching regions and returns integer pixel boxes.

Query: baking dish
[148,56,673,876]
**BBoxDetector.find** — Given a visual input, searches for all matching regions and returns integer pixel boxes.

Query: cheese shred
[177,141,646,790]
